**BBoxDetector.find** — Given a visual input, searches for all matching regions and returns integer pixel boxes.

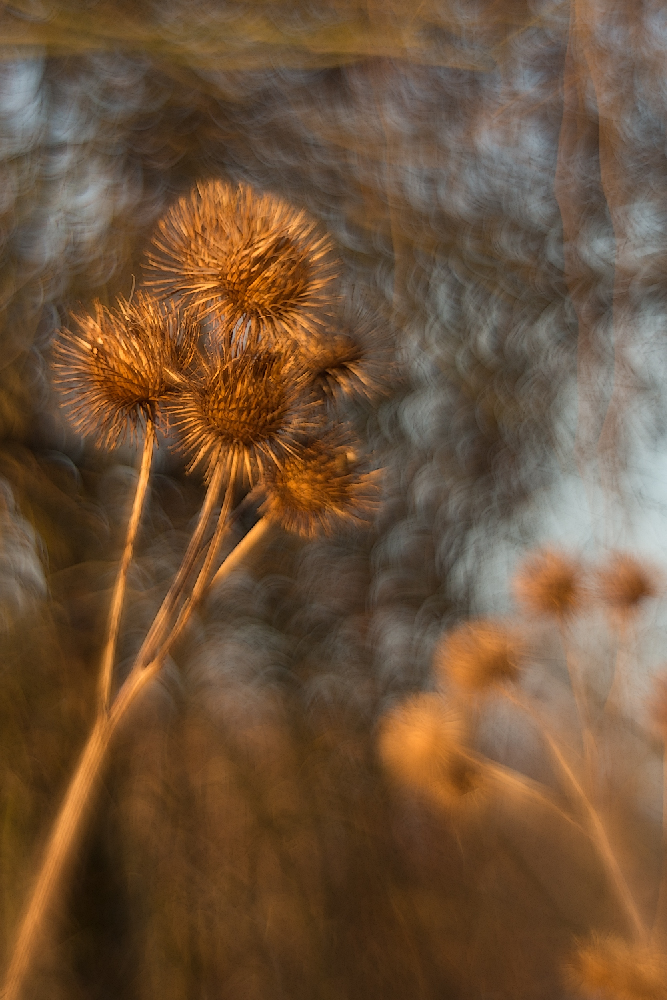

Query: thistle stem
[507,689,645,940]
[1,502,270,1000]
[97,423,156,714]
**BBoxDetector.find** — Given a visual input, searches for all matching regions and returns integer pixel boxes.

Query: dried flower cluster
[434,619,524,693]
[53,179,386,537]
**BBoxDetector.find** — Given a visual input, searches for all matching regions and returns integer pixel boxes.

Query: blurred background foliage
[1,0,663,996]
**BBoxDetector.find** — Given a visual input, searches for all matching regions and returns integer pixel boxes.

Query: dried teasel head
[564,934,667,1000]
[260,433,381,538]
[434,619,525,694]
[52,293,199,449]
[513,547,586,620]
[378,693,486,812]
[168,339,317,483]
[146,179,339,344]
[597,552,660,617]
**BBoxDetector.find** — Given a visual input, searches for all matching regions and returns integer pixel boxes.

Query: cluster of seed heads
[53,180,384,536]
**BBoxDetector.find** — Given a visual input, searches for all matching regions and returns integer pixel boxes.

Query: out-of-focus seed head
[513,547,585,620]
[52,293,197,449]
[261,433,381,538]
[169,340,317,483]
[434,619,524,693]
[297,296,393,408]
[147,179,339,344]
[378,693,486,811]
[597,553,660,616]
[565,934,667,1000]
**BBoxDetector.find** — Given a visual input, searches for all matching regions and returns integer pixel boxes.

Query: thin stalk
[558,620,597,788]
[507,689,645,940]
[132,460,226,669]
[2,507,270,1000]
[651,745,667,943]
[98,423,155,714]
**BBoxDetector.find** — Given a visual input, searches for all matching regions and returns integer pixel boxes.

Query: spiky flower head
[261,433,381,538]
[434,619,524,693]
[378,693,485,811]
[296,295,392,407]
[147,179,339,343]
[513,547,585,620]
[597,553,660,616]
[52,293,199,449]
[565,934,667,1000]
[168,340,317,483]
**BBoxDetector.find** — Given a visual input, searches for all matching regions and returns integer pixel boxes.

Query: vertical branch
[98,422,156,714]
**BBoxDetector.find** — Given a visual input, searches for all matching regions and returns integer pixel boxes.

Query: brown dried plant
[434,618,525,693]
[53,292,198,449]
[261,433,381,538]
[378,693,486,812]
[598,553,660,617]
[565,935,667,1000]
[169,340,319,483]
[513,547,586,620]
[147,179,339,343]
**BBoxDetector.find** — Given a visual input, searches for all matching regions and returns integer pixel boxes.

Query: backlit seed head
[296,296,392,407]
[261,433,381,538]
[434,619,524,693]
[598,553,660,615]
[565,935,667,1000]
[378,693,486,811]
[52,293,198,449]
[514,547,585,620]
[147,179,339,343]
[169,341,317,483]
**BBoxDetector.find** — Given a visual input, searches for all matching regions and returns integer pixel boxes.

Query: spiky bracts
[147,180,339,343]
[261,433,380,537]
[169,341,318,483]
[53,293,198,449]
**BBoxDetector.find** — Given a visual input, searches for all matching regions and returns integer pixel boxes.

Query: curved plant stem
[558,620,597,788]
[506,689,645,940]
[1,500,270,1000]
[651,744,667,943]
[98,423,156,714]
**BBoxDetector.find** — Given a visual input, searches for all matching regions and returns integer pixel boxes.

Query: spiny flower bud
[261,434,381,538]
[565,934,667,1000]
[434,619,524,693]
[52,293,198,449]
[513,547,585,620]
[147,179,339,344]
[597,553,660,616]
[378,693,486,811]
[169,340,317,483]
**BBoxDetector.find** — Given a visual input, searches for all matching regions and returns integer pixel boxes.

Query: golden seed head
[146,180,339,342]
[261,434,381,537]
[168,341,317,483]
[52,293,197,449]
[597,553,660,614]
[378,693,484,810]
[565,935,667,1000]
[513,547,585,619]
[434,619,524,693]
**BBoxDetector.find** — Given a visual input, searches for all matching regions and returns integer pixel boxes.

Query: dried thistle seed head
[378,693,486,811]
[52,293,195,449]
[513,547,585,620]
[260,434,381,537]
[434,619,524,693]
[565,935,667,1000]
[147,179,339,342]
[296,296,392,407]
[597,553,660,615]
[169,342,316,483]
